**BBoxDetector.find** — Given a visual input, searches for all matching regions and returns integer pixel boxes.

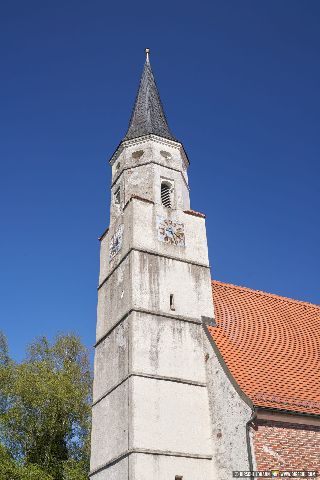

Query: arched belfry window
[161,181,173,208]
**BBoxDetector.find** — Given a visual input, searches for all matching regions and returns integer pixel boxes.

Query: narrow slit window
[114,188,121,205]
[170,294,175,311]
[161,182,172,208]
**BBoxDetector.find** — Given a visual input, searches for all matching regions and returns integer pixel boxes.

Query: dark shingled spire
[124,50,176,142]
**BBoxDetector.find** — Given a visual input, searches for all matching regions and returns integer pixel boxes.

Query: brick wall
[253,420,320,471]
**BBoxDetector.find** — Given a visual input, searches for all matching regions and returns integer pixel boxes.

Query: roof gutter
[255,406,320,426]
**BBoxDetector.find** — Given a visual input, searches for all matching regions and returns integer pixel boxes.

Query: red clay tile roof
[208,280,320,416]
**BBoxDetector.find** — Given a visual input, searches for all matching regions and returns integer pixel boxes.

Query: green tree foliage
[0,333,92,480]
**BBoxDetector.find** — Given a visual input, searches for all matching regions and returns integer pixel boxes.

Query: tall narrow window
[161,181,172,208]
[170,294,175,311]
[114,187,120,205]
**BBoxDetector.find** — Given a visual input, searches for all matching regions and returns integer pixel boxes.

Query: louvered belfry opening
[161,182,172,208]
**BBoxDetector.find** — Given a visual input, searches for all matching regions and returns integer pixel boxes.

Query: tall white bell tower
[90,50,215,480]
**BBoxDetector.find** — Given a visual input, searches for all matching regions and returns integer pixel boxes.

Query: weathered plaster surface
[98,234,109,285]
[110,136,190,224]
[91,458,128,480]
[130,376,212,455]
[130,311,206,384]
[99,199,210,286]
[110,136,189,186]
[129,453,214,480]
[131,201,209,265]
[96,255,131,341]
[131,250,213,320]
[93,319,128,402]
[90,381,129,471]
[203,329,252,477]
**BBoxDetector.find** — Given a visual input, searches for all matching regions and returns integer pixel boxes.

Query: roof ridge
[212,279,320,310]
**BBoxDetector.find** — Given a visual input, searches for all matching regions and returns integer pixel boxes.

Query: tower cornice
[109,134,190,169]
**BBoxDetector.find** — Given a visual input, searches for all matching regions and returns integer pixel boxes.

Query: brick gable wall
[253,420,320,471]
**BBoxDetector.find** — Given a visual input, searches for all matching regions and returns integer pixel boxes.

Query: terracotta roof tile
[208,281,320,415]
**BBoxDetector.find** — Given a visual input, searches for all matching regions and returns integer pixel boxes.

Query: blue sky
[1,1,319,361]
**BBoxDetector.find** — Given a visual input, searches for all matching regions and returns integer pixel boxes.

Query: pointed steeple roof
[124,50,176,142]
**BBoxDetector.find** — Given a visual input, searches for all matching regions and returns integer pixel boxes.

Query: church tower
[90,50,215,480]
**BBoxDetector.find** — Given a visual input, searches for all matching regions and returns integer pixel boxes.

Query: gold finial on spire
[145,48,150,62]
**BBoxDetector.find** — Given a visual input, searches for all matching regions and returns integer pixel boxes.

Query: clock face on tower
[109,224,124,261]
[157,216,185,247]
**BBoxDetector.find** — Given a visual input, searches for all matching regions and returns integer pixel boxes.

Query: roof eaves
[255,405,320,421]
